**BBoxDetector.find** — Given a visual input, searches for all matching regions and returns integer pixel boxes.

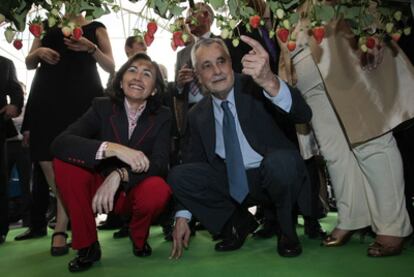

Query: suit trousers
[168,149,310,241]
[53,159,171,249]
[0,138,8,236]
[293,48,412,236]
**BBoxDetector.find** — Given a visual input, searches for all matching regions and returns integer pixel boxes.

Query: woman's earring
[151,89,157,96]
[120,83,123,89]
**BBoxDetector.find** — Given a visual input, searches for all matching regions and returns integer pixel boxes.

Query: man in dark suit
[174,2,215,137]
[0,55,24,244]
[168,37,312,259]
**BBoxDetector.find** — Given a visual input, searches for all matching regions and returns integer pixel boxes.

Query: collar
[124,98,146,119]
[211,88,235,110]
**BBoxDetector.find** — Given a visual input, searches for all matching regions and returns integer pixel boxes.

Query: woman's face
[121,59,156,104]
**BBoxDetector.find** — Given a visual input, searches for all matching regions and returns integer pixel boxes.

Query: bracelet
[115,168,124,181]
[88,44,97,54]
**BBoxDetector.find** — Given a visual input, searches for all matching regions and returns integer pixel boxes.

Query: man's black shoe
[14,228,47,241]
[133,242,152,257]
[113,225,129,239]
[304,218,327,239]
[68,241,101,272]
[277,235,302,257]
[215,210,258,252]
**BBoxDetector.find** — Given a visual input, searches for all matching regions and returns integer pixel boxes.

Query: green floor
[0,214,413,277]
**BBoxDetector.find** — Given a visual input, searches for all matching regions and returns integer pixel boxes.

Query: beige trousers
[293,48,412,236]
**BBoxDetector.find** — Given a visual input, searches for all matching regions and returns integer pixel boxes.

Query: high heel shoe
[367,236,405,257]
[321,230,354,247]
[51,232,69,256]
[322,227,374,247]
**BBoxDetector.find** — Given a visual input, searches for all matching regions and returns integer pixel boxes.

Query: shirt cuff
[175,210,192,221]
[95,141,108,160]
[263,77,292,113]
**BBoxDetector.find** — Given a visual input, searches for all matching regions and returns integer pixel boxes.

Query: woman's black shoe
[68,241,101,272]
[51,232,69,256]
[133,242,152,257]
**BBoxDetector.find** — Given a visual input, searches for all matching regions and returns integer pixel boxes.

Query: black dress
[24,21,105,161]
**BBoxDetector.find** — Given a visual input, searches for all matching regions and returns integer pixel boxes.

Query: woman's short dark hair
[107,52,164,113]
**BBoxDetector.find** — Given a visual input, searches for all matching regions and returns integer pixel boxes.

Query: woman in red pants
[52,53,172,272]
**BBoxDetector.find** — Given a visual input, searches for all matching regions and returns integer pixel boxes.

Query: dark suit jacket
[174,34,220,136]
[183,74,311,166]
[0,56,23,140]
[51,97,172,191]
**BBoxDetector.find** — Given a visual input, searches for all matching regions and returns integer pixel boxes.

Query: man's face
[125,41,147,58]
[185,7,210,37]
[195,43,234,99]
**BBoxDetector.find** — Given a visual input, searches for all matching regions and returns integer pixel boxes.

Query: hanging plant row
[0,0,412,51]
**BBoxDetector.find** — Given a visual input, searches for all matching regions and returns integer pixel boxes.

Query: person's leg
[53,159,102,249]
[14,143,31,226]
[0,139,8,242]
[39,161,69,249]
[353,133,412,256]
[116,176,171,255]
[293,51,371,236]
[168,162,234,235]
[259,149,308,243]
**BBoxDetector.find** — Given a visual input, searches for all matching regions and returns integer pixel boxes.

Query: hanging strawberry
[72,27,83,40]
[5,27,16,43]
[276,28,289,43]
[144,32,154,46]
[13,39,23,50]
[365,36,376,49]
[147,20,158,36]
[249,15,261,29]
[287,40,296,52]
[312,26,325,44]
[29,22,43,38]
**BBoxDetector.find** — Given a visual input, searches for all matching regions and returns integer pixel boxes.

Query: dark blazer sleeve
[1,57,23,111]
[51,98,104,168]
[285,85,312,124]
[123,112,172,191]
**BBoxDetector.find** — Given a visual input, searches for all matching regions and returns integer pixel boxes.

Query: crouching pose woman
[52,53,172,272]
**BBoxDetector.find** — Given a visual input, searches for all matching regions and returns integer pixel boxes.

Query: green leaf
[282,0,300,10]
[170,5,185,17]
[288,12,299,25]
[155,0,168,16]
[209,0,225,10]
[314,5,335,22]
[228,0,238,18]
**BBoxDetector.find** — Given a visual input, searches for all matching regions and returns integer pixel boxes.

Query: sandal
[51,232,70,256]
[367,241,404,257]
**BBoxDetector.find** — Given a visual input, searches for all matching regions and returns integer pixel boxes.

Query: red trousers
[53,159,171,250]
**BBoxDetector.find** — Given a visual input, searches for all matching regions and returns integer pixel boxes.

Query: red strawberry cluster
[145,20,158,47]
[171,31,186,51]
[276,27,296,52]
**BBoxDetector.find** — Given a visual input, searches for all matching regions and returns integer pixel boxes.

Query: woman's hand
[92,171,121,214]
[105,142,150,173]
[64,37,95,53]
[36,47,60,65]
